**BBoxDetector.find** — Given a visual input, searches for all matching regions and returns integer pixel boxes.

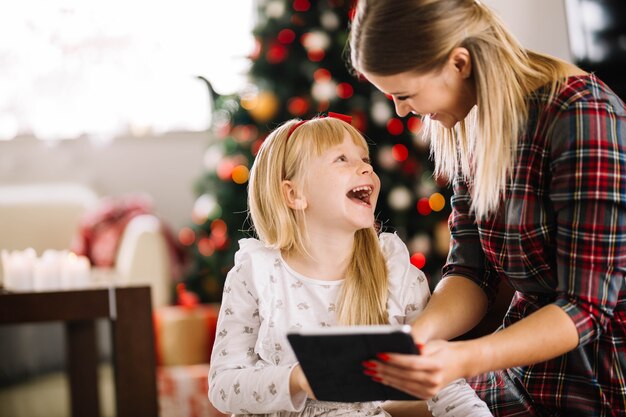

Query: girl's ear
[282,180,308,210]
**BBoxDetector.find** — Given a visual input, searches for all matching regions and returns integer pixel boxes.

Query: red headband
[286,112,353,139]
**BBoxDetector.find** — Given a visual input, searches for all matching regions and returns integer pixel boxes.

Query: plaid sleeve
[548,90,626,345]
[443,176,500,306]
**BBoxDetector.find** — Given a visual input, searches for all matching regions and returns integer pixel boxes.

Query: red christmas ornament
[307,49,325,62]
[293,0,311,12]
[210,219,228,237]
[410,253,427,269]
[336,82,354,99]
[386,118,404,135]
[278,29,296,44]
[408,116,423,133]
[267,43,288,64]
[217,159,236,181]
[402,158,418,175]
[417,198,432,216]
[288,97,309,116]
[391,144,409,161]
[198,236,215,257]
[178,227,195,246]
[313,68,332,82]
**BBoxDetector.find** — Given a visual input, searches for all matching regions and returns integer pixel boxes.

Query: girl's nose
[359,161,373,174]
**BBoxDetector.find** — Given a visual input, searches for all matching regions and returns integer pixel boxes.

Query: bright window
[0,0,255,141]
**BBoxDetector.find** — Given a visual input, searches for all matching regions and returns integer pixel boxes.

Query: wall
[0,1,573,232]
[484,0,572,61]
[0,132,208,230]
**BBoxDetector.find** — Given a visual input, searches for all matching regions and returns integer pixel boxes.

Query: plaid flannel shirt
[444,74,626,416]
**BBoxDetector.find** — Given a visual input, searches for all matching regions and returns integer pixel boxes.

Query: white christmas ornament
[409,234,432,255]
[265,1,286,18]
[321,11,340,31]
[311,80,337,101]
[388,186,413,210]
[377,146,397,170]
[203,146,224,171]
[301,31,331,51]
[371,101,393,126]
[193,194,220,222]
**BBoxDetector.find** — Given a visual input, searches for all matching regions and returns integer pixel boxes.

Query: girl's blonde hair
[248,117,389,325]
[350,0,569,218]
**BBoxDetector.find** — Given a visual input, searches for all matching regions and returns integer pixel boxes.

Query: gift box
[154,304,220,366]
[158,364,228,417]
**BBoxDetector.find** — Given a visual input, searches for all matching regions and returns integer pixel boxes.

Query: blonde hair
[350,0,569,218]
[248,117,389,325]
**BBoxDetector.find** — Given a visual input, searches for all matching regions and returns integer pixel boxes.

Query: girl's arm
[208,260,307,414]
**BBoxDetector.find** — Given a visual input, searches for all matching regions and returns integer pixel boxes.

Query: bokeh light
[410,252,426,269]
[417,197,432,216]
[429,192,446,212]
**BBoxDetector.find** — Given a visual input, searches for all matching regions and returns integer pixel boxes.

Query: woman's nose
[393,98,412,118]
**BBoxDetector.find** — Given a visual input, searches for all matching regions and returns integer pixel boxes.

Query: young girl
[208,114,492,416]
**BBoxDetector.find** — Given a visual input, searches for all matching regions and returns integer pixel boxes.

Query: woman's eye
[396,95,409,101]
[363,158,371,164]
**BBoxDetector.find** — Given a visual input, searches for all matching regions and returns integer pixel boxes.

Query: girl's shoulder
[378,232,410,259]
[233,238,281,271]
[378,232,425,282]
[379,233,430,322]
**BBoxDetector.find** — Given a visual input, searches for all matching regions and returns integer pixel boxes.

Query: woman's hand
[289,364,316,399]
[364,340,472,399]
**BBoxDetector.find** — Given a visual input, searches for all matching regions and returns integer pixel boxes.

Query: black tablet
[287,324,420,402]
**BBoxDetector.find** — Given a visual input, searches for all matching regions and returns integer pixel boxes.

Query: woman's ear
[449,47,472,79]
[282,180,308,210]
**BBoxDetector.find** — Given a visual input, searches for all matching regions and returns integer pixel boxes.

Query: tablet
[287,324,419,402]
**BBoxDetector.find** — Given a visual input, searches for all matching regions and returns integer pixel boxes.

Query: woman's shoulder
[552,73,625,113]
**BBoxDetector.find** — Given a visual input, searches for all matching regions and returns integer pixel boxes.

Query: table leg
[111,287,158,417]
[66,320,100,417]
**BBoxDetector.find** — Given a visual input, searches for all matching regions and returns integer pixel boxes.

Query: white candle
[33,250,64,291]
[62,252,92,289]
[4,249,36,291]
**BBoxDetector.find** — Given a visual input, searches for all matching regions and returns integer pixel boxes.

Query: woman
[349,0,626,415]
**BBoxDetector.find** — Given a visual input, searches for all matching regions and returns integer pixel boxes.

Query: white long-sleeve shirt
[208,233,492,416]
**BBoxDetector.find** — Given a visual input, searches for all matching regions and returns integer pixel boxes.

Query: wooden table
[0,286,158,417]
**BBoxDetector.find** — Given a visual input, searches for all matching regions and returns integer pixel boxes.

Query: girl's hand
[289,364,316,399]
[365,340,470,399]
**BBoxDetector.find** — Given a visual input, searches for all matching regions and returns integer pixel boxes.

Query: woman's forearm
[411,275,488,342]
[462,304,579,377]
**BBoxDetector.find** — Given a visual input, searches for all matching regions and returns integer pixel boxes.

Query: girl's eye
[396,95,409,101]
[362,157,371,164]
[336,155,347,162]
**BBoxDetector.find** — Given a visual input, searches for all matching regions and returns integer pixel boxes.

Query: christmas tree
[180,0,452,302]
